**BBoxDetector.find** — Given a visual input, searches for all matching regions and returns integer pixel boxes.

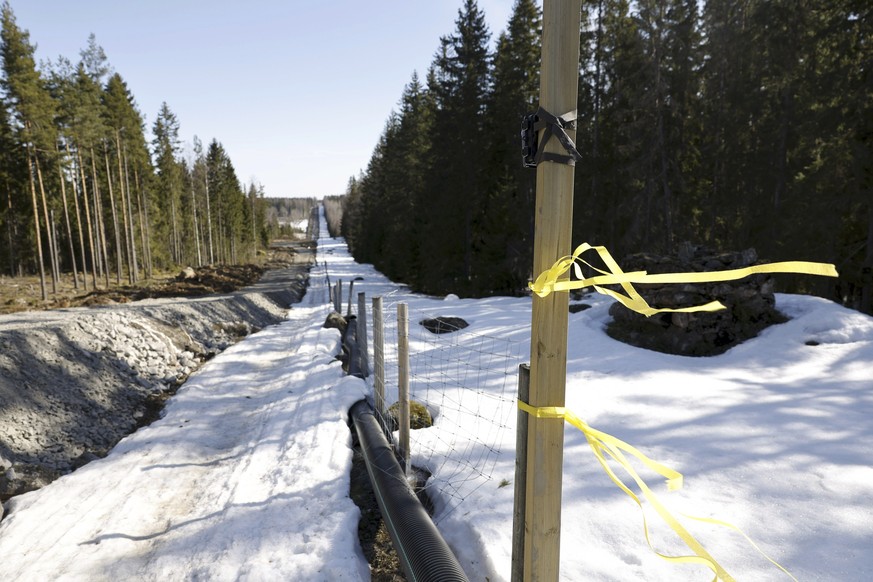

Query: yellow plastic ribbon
[529,243,839,316]
[519,400,798,581]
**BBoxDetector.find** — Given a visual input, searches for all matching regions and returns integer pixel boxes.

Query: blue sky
[9,0,519,198]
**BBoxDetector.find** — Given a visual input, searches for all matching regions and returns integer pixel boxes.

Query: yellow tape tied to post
[519,401,799,581]
[529,242,838,316]
[523,243,836,579]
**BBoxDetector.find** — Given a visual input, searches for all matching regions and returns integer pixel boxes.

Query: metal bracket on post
[521,107,583,168]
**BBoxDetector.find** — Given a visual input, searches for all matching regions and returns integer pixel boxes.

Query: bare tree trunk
[26,145,47,301]
[216,203,224,264]
[191,185,202,266]
[135,167,153,279]
[861,202,873,314]
[205,171,214,265]
[115,133,133,283]
[67,143,89,291]
[57,153,80,289]
[5,181,15,277]
[250,188,257,259]
[103,146,123,284]
[170,194,180,264]
[51,209,62,287]
[76,150,98,289]
[123,148,139,283]
[34,158,58,294]
[90,149,110,288]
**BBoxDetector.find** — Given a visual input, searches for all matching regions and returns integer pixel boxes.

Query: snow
[2,208,872,581]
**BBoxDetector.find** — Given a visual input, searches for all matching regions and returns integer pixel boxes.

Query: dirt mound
[0,242,314,502]
[1,245,307,314]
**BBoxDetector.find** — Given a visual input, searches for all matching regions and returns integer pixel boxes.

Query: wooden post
[335,279,342,313]
[524,2,582,580]
[372,296,386,417]
[511,364,531,582]
[347,279,355,317]
[357,292,370,378]
[397,302,411,475]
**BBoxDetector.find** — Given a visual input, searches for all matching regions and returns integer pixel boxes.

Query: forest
[0,2,270,301]
[263,197,318,239]
[340,0,871,314]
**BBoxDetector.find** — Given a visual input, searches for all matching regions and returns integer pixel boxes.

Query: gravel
[0,248,313,503]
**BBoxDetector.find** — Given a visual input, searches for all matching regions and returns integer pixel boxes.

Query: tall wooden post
[397,302,411,475]
[524,1,582,580]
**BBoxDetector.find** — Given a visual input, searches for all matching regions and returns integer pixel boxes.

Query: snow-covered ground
[1,208,871,581]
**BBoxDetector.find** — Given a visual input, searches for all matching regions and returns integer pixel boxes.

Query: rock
[179,267,197,280]
[605,244,787,356]
[323,311,348,334]
[419,316,469,334]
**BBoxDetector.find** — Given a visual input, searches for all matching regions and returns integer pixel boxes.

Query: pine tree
[152,102,184,266]
[205,139,246,264]
[485,0,541,292]
[103,73,146,282]
[419,0,492,294]
[191,135,213,265]
[0,71,26,278]
[0,1,58,299]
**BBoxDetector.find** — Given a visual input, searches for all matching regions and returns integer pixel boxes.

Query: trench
[348,400,468,582]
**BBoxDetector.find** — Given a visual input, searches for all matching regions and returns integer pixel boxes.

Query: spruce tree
[152,102,184,266]
[485,0,541,292]
[420,0,492,295]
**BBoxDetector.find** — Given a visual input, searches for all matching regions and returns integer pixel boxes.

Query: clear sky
[8,0,519,198]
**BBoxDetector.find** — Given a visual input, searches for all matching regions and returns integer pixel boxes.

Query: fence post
[372,296,385,417]
[347,279,355,317]
[335,279,342,313]
[511,363,531,582]
[397,302,410,475]
[357,292,369,378]
[524,1,582,580]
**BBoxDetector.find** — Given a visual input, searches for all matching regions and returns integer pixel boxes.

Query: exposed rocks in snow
[0,252,313,502]
[606,243,786,356]
[419,316,469,334]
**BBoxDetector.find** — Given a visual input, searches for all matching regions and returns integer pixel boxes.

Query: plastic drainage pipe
[350,399,469,582]
[343,315,364,379]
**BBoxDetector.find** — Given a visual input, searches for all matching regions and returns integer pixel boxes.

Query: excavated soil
[0,241,314,502]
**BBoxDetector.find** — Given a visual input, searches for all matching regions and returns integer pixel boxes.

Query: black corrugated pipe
[343,315,364,378]
[350,399,469,582]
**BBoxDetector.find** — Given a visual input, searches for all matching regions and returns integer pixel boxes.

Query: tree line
[341,0,871,314]
[0,2,268,301]
[262,196,317,239]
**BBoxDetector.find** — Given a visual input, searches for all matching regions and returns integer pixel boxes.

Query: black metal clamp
[521,107,582,168]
